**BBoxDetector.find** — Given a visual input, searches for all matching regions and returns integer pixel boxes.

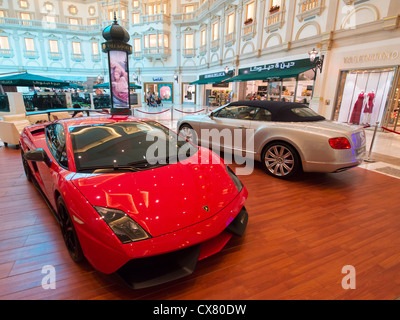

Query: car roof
[227,100,325,122]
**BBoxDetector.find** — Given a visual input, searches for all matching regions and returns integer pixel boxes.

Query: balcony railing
[210,39,219,52]
[48,52,62,60]
[0,17,101,33]
[242,22,256,41]
[297,0,324,21]
[24,50,38,59]
[71,53,84,62]
[91,54,101,62]
[183,48,195,58]
[265,9,285,32]
[224,32,235,47]
[0,49,13,58]
[143,47,171,60]
[132,51,142,60]
[142,14,171,24]
[199,44,207,56]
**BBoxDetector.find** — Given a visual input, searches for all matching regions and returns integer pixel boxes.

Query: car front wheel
[57,197,84,263]
[262,142,300,179]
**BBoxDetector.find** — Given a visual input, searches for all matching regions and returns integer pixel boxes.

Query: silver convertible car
[177,101,366,179]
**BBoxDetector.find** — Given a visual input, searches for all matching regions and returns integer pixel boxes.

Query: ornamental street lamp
[102,14,132,115]
[308,48,324,99]
[308,48,324,74]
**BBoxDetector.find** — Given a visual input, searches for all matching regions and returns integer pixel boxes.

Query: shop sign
[153,77,163,81]
[249,61,296,73]
[343,50,399,64]
[204,72,226,79]
[239,58,312,75]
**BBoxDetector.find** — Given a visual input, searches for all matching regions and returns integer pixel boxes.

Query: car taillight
[329,137,352,149]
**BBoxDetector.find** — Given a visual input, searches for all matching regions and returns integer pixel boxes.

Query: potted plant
[244,17,253,25]
[269,5,280,14]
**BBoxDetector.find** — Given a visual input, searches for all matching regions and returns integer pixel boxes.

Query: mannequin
[362,90,375,125]
[349,91,365,125]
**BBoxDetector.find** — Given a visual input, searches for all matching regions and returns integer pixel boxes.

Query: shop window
[69,18,79,25]
[0,36,10,50]
[334,68,395,126]
[19,0,29,9]
[133,38,141,53]
[88,6,96,16]
[0,36,11,57]
[68,5,78,15]
[183,84,196,104]
[212,22,219,40]
[226,12,235,35]
[49,39,59,53]
[201,29,206,46]
[185,5,195,13]
[244,1,255,24]
[269,0,281,14]
[44,2,54,12]
[24,37,35,51]
[132,12,140,24]
[20,12,31,20]
[45,15,56,23]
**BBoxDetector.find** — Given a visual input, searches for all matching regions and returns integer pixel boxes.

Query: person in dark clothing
[72,103,83,117]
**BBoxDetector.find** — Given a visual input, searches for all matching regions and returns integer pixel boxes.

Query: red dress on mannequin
[363,92,375,114]
[349,92,365,124]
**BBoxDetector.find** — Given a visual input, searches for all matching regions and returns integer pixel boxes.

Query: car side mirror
[24,149,52,167]
[209,112,214,119]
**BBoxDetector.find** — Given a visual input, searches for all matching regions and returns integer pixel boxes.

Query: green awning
[224,66,314,83]
[93,82,142,89]
[190,75,232,85]
[223,58,315,83]
[0,72,71,88]
[190,70,235,85]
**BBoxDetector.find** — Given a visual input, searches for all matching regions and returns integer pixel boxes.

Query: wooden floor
[1,145,400,300]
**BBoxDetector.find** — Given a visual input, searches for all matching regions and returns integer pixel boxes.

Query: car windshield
[70,121,197,173]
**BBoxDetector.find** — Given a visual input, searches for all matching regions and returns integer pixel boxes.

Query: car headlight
[226,165,243,192]
[94,206,151,244]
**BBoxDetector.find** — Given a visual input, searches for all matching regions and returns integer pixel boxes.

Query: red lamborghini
[20,115,248,289]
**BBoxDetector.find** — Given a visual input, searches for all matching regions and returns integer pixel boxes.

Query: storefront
[225,58,315,104]
[182,83,196,104]
[333,67,398,126]
[143,77,173,104]
[190,71,234,107]
[326,43,400,132]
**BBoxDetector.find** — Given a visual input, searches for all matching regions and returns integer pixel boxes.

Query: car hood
[71,148,240,237]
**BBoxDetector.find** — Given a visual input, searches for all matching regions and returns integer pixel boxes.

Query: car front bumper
[79,187,248,280]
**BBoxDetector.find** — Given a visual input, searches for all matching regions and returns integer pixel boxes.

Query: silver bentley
[177,101,366,179]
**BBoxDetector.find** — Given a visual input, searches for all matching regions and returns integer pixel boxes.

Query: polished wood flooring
[1,145,400,300]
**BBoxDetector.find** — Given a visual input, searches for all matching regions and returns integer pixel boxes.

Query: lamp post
[308,48,324,98]
[102,14,132,115]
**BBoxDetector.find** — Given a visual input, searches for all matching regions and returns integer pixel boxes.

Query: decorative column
[102,15,132,115]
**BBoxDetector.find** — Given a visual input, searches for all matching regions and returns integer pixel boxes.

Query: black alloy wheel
[57,197,84,263]
[262,141,301,179]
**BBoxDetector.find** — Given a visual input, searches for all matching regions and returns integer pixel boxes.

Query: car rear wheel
[179,124,198,144]
[57,197,84,263]
[262,142,300,179]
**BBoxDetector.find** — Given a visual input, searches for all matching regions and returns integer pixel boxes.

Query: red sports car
[20,115,248,289]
